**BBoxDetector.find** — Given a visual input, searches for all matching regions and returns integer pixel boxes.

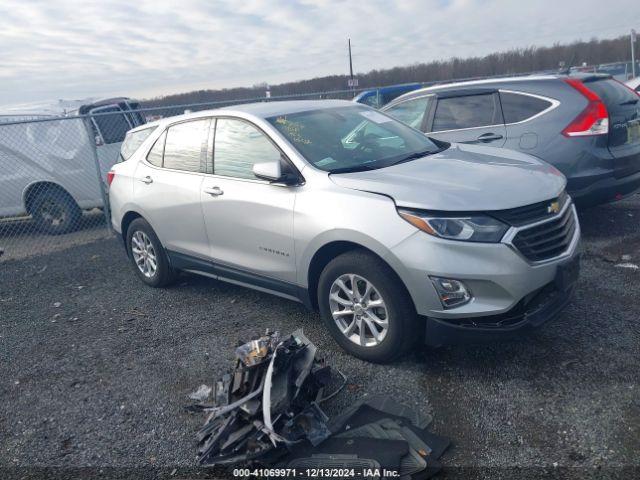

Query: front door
[200,118,297,284]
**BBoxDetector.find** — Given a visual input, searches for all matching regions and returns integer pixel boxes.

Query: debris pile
[189,329,450,478]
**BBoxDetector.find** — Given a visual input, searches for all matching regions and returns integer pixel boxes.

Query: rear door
[133,118,211,258]
[586,78,640,178]
[426,91,507,146]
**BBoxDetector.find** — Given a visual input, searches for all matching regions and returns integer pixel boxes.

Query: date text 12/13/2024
[232,468,401,477]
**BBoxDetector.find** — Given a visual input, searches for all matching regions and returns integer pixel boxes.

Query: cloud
[0,0,637,105]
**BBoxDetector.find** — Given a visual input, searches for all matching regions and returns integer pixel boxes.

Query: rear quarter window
[120,127,155,161]
[499,92,553,123]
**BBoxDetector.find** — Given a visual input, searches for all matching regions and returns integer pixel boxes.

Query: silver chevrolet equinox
[108,100,581,363]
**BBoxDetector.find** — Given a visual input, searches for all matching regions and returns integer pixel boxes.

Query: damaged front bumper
[423,281,576,347]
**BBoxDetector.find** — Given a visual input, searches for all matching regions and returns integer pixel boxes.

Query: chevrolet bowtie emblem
[547,201,561,214]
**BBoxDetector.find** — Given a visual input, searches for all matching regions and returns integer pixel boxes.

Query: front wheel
[126,218,177,287]
[318,250,418,363]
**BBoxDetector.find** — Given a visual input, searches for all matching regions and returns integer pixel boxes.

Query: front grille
[491,191,569,227]
[512,203,577,262]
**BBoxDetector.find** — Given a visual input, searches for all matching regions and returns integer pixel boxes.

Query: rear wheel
[126,218,177,287]
[318,250,418,363]
[30,188,82,235]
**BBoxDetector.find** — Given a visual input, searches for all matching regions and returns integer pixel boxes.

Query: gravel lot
[0,211,111,261]
[1,195,639,479]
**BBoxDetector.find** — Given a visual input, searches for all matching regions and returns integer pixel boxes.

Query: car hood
[329,143,566,211]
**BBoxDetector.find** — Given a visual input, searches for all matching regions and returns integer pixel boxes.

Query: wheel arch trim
[22,180,78,213]
[301,230,417,311]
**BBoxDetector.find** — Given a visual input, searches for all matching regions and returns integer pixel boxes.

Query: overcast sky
[0,0,638,107]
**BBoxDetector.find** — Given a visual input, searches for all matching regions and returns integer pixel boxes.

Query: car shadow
[577,193,640,240]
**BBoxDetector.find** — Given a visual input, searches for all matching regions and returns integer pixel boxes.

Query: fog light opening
[430,276,472,309]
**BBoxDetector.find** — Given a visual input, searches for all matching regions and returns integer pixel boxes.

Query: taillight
[107,170,116,187]
[562,78,609,137]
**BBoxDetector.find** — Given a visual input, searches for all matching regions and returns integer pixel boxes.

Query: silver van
[0,98,145,234]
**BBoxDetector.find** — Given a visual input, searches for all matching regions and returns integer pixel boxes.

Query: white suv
[108,100,580,362]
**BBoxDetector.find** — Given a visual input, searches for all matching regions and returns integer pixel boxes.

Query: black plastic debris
[192,329,335,466]
[190,330,450,479]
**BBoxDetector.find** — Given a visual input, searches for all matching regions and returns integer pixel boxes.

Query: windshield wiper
[620,98,639,106]
[389,149,436,167]
[329,163,382,174]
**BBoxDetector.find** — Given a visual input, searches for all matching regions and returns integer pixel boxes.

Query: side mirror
[252,160,282,181]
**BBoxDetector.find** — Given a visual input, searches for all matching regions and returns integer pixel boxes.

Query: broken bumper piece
[190,330,451,479]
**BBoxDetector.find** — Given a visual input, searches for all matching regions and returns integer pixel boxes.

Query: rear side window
[499,92,553,123]
[432,94,502,131]
[120,127,155,161]
[385,96,432,129]
[214,118,281,179]
[163,119,209,172]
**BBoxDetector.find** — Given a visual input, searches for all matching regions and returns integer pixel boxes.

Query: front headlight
[398,208,509,243]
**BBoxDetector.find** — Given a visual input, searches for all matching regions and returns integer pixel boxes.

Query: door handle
[139,175,153,184]
[477,133,503,142]
[203,186,224,196]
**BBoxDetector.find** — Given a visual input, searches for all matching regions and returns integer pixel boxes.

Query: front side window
[92,106,132,144]
[214,118,282,179]
[499,92,552,123]
[432,94,502,132]
[384,96,432,129]
[163,119,209,172]
[267,105,443,173]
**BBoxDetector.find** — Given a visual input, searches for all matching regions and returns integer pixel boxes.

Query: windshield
[267,105,444,173]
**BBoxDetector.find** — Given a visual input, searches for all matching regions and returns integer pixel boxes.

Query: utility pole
[347,39,358,93]
[631,29,637,79]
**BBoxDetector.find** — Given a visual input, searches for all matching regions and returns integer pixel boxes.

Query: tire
[30,188,82,235]
[126,218,178,287]
[318,250,418,363]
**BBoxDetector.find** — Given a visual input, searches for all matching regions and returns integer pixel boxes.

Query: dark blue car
[353,83,423,108]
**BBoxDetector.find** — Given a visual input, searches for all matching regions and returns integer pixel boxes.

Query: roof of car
[221,99,355,117]
[387,73,614,106]
[129,99,357,133]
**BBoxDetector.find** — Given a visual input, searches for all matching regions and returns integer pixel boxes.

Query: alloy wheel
[329,273,389,347]
[131,231,158,278]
